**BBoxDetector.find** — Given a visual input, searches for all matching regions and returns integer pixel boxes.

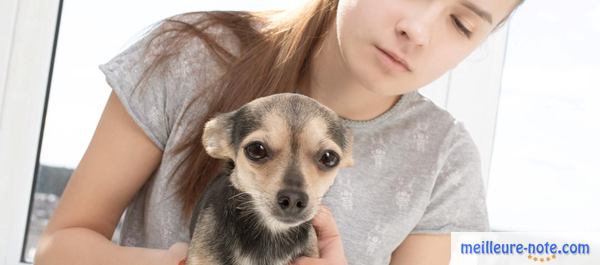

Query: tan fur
[306,226,319,258]
[202,115,235,160]
[188,207,220,265]
[297,117,343,212]
[232,112,290,200]
[229,112,352,230]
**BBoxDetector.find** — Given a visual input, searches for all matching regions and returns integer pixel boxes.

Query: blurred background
[0,0,598,264]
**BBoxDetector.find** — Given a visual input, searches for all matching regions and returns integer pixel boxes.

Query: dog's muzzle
[274,189,309,222]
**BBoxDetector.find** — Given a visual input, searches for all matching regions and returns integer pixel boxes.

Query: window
[487,0,600,231]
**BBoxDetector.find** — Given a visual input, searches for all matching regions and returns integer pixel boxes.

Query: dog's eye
[319,150,339,168]
[244,141,268,161]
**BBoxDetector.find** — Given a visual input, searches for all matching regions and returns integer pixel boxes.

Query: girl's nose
[395,19,431,47]
[394,3,443,48]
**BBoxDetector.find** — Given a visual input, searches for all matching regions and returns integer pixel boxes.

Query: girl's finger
[312,205,340,240]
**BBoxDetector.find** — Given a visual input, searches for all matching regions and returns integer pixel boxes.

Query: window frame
[0,0,62,264]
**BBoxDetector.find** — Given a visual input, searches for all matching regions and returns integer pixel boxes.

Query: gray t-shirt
[99,12,489,265]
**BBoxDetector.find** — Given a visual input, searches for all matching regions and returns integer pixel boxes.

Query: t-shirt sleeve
[98,12,225,151]
[410,122,491,233]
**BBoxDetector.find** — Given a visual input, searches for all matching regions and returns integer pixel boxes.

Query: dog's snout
[277,190,308,214]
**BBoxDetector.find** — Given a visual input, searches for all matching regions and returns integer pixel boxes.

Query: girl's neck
[302,24,402,122]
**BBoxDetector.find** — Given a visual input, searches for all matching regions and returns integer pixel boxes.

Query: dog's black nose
[277,189,308,214]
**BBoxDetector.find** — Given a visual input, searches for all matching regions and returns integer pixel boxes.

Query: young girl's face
[334,0,520,95]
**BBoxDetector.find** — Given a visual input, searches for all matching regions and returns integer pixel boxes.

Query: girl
[35,0,524,264]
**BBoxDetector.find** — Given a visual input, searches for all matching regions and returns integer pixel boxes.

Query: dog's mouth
[256,202,317,230]
[271,208,312,224]
[246,193,313,231]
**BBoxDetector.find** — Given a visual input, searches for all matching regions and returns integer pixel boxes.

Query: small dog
[186,93,354,265]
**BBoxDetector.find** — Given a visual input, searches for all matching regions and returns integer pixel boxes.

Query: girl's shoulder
[400,91,478,156]
[393,91,465,134]
[149,11,247,64]
[97,11,256,151]
[161,10,271,56]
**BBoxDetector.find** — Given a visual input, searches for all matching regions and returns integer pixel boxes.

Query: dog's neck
[207,172,313,264]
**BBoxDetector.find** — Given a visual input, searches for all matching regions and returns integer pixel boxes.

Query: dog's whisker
[228,193,246,201]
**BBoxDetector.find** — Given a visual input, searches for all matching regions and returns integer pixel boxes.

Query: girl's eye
[451,15,472,38]
[319,150,340,168]
[244,141,268,161]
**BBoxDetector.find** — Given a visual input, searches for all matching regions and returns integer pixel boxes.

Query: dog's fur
[186,93,354,265]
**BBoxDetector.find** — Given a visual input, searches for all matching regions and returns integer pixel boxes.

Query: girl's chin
[362,84,402,97]
[359,77,408,96]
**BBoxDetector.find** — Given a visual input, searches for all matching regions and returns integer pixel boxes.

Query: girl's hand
[291,205,348,265]
[162,242,188,265]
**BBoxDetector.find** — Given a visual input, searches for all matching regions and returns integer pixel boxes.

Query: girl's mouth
[374,45,412,72]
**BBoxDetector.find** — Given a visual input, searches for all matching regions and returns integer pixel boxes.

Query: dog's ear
[339,127,354,168]
[202,111,235,160]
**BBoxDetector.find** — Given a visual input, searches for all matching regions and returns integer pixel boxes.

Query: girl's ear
[202,111,236,160]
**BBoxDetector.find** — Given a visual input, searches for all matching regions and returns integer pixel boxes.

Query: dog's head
[202,93,353,231]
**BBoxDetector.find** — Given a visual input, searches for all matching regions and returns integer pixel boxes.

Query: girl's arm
[34,91,187,265]
[390,234,451,265]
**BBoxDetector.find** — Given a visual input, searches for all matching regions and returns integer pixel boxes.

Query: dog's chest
[232,252,293,265]
[191,177,314,265]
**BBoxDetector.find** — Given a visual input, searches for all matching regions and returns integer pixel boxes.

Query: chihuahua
[186,93,354,265]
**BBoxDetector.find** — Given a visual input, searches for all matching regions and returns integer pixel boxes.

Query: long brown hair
[134,0,525,220]
[133,0,339,219]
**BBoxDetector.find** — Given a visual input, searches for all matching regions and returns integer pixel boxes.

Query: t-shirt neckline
[339,91,416,128]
